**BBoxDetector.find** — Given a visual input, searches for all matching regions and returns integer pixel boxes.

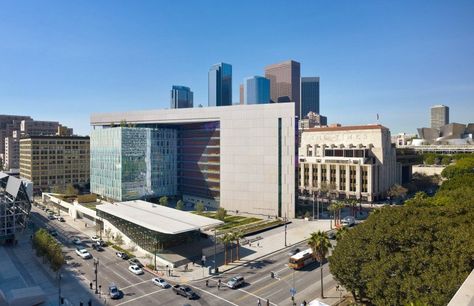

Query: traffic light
[270,271,274,278]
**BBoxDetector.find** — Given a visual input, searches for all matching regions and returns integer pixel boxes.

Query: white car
[152,277,170,288]
[91,235,100,242]
[341,216,356,227]
[75,247,92,259]
[128,265,144,275]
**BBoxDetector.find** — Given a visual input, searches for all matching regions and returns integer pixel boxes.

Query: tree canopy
[329,154,474,306]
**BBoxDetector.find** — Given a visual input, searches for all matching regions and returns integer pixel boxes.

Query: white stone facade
[299,125,400,202]
[91,103,296,218]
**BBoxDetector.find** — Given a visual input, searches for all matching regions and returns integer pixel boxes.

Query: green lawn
[80,202,97,211]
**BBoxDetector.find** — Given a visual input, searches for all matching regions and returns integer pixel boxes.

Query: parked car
[96,240,106,247]
[128,258,144,268]
[128,264,144,275]
[116,252,129,260]
[72,238,82,245]
[57,217,65,222]
[75,247,92,259]
[54,214,60,219]
[341,216,356,227]
[92,243,103,251]
[288,248,300,256]
[226,275,245,289]
[152,277,170,288]
[48,229,58,236]
[91,235,100,242]
[172,285,198,299]
[47,215,55,220]
[108,283,121,299]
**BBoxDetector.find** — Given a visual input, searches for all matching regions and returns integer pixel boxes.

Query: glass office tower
[90,127,177,201]
[300,77,320,117]
[170,85,193,109]
[208,63,232,107]
[243,76,270,104]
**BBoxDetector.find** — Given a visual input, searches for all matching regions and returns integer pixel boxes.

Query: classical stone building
[298,125,401,202]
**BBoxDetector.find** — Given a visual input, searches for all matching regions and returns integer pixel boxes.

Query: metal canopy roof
[96,200,223,234]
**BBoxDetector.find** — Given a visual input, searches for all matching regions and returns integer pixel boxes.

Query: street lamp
[93,258,99,294]
[284,214,287,247]
[213,227,217,274]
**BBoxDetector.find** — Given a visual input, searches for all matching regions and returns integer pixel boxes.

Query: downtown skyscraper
[170,85,193,109]
[265,60,301,117]
[300,77,320,117]
[243,76,270,104]
[208,63,232,107]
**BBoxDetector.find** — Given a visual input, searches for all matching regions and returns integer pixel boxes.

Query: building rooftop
[19,135,89,140]
[96,200,224,234]
[305,124,387,133]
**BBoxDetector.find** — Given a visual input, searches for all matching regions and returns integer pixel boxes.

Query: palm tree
[228,232,235,263]
[219,233,233,265]
[233,230,244,261]
[308,231,331,298]
[335,226,348,241]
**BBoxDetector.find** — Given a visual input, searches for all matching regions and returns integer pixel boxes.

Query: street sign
[290,287,296,296]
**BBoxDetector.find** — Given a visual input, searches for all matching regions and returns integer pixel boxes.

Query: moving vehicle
[288,248,300,256]
[57,217,65,222]
[288,248,315,269]
[128,264,144,275]
[75,247,92,259]
[226,275,245,289]
[108,283,121,299]
[341,216,355,227]
[129,258,144,268]
[152,277,170,288]
[71,238,82,245]
[92,243,103,251]
[116,252,129,260]
[47,215,55,220]
[172,285,198,299]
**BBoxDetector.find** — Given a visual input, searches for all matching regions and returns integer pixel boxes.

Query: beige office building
[19,136,90,193]
[298,125,400,202]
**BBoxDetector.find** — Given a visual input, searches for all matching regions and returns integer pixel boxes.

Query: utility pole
[93,258,99,294]
[154,237,158,271]
[213,227,217,273]
[284,214,287,247]
[58,270,62,305]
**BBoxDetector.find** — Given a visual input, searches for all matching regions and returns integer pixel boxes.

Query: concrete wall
[412,165,445,176]
[91,103,296,218]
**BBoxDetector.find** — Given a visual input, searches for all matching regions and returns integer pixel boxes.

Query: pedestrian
[90,282,93,290]
[218,279,221,290]
[185,264,188,271]
[205,280,209,287]
[257,298,261,306]
[257,242,260,247]
[266,298,270,306]
[168,268,171,276]
[192,260,195,266]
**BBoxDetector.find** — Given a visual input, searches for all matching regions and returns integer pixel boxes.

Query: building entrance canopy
[96,200,223,234]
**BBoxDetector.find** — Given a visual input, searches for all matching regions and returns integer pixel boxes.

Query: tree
[308,231,331,298]
[195,203,205,214]
[424,153,436,165]
[441,156,451,165]
[216,207,227,221]
[104,228,112,241]
[176,200,184,210]
[232,230,244,261]
[387,184,408,204]
[114,233,124,245]
[335,226,348,241]
[159,196,168,207]
[329,206,474,305]
[65,184,78,196]
[119,119,127,127]
[219,233,233,265]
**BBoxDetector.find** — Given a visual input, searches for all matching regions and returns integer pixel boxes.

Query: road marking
[237,288,278,306]
[236,270,292,302]
[121,279,150,290]
[187,284,239,306]
[114,288,165,306]
[251,265,289,286]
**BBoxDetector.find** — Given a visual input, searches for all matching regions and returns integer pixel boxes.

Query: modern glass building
[301,77,320,117]
[243,76,270,104]
[90,127,177,201]
[170,85,193,109]
[208,63,232,107]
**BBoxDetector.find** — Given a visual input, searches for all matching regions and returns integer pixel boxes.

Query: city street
[31,205,343,306]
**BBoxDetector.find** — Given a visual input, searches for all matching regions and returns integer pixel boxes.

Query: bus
[288,248,316,269]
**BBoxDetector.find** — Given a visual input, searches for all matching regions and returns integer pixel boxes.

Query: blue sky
[1,1,473,135]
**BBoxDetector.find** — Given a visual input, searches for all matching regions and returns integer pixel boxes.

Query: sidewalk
[156,219,332,283]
